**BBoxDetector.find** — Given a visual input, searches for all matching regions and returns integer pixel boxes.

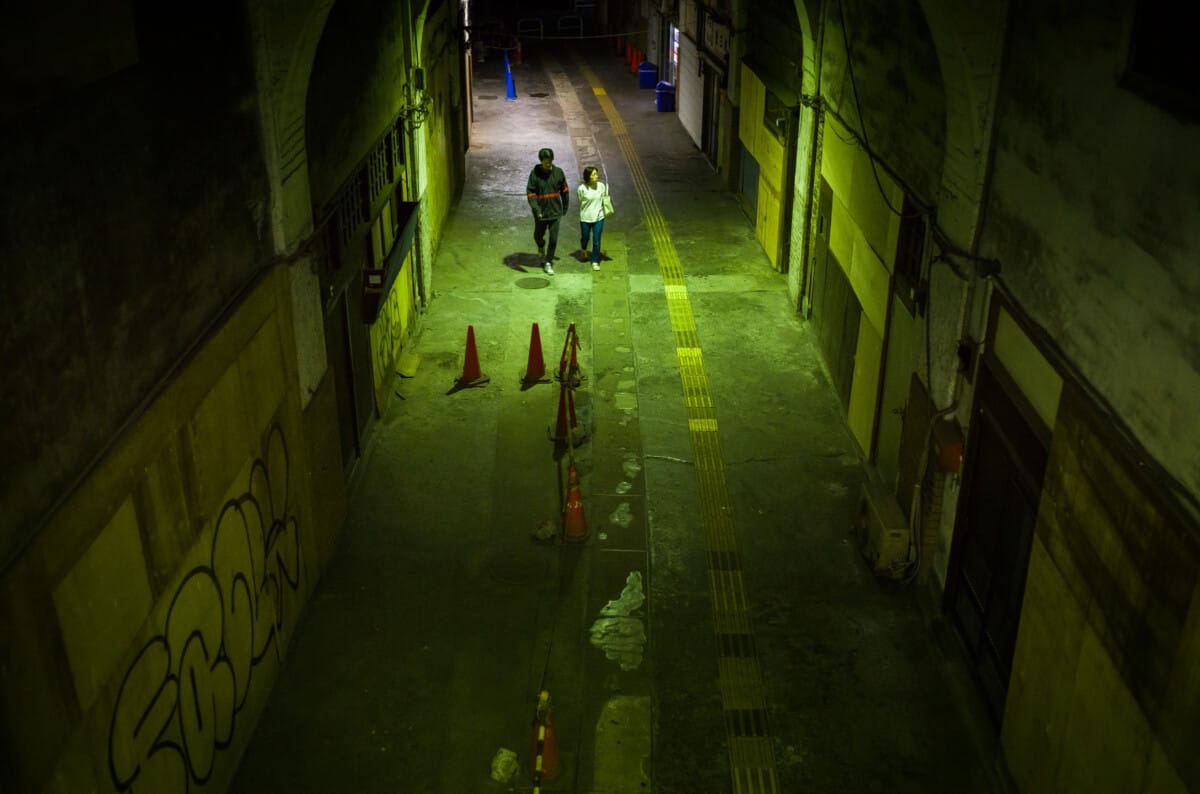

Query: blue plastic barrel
[655,81,675,112]
[638,61,658,89]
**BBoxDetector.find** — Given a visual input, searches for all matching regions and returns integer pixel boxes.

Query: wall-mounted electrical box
[932,416,964,473]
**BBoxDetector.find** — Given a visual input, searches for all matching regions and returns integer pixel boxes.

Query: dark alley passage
[229,41,1001,794]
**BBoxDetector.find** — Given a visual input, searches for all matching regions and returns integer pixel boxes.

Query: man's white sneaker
[543,262,555,275]
[592,262,600,271]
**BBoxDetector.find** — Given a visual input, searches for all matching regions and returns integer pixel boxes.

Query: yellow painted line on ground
[577,59,781,794]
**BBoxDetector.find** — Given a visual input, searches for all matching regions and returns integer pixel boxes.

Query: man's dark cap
[538,148,554,160]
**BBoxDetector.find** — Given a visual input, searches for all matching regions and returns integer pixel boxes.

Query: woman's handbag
[601,185,615,219]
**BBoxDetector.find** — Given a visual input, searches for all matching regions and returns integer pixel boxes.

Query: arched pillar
[916,0,1008,253]
[790,0,824,309]
[247,0,336,406]
[911,0,1008,583]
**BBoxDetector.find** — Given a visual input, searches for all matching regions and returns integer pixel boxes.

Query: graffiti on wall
[370,267,412,408]
[108,423,303,792]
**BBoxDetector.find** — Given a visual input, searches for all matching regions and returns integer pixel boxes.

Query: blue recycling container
[638,61,658,89]
[655,81,675,112]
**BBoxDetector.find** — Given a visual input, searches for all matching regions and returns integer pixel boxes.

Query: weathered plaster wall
[248,0,336,410]
[1003,385,1196,792]
[305,0,412,209]
[0,266,324,792]
[979,0,1200,516]
[820,0,946,205]
[304,0,460,312]
[420,3,465,261]
[0,7,273,570]
[0,4,354,790]
[748,0,805,99]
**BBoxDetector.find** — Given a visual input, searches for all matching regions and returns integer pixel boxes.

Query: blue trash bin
[638,61,658,89]
[655,81,675,112]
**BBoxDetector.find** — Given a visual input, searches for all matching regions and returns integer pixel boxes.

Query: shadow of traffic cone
[450,325,489,392]
[530,691,561,784]
[521,322,548,389]
[549,380,576,443]
[555,323,571,382]
[563,463,587,542]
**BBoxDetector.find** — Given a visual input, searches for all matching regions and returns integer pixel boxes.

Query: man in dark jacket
[526,147,569,275]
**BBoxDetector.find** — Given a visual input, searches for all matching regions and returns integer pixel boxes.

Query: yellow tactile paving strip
[579,61,781,794]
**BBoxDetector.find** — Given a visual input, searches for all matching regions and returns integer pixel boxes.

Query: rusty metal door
[946,361,1046,722]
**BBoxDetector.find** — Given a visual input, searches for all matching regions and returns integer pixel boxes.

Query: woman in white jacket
[577,166,611,271]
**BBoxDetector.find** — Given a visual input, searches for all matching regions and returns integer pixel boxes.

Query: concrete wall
[305,0,463,305]
[306,0,412,209]
[769,0,1200,787]
[0,266,338,792]
[0,2,446,790]
[418,0,466,263]
[0,5,273,570]
[977,1,1200,789]
[1004,385,1196,792]
[818,0,946,206]
[819,112,904,457]
[747,0,805,101]
[977,0,1200,515]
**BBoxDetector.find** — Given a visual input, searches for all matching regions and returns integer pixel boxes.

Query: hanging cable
[834,0,924,219]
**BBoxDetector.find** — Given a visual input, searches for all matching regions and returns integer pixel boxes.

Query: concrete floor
[231,42,1006,794]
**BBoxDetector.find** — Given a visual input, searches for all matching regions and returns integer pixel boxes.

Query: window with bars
[325,120,409,275]
[894,197,926,316]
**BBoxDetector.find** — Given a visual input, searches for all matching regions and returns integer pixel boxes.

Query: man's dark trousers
[534,216,561,260]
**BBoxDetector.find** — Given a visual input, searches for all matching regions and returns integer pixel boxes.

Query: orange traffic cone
[521,322,547,388]
[555,323,572,382]
[563,463,587,542]
[530,691,561,784]
[555,323,584,386]
[565,330,583,386]
[456,325,490,388]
